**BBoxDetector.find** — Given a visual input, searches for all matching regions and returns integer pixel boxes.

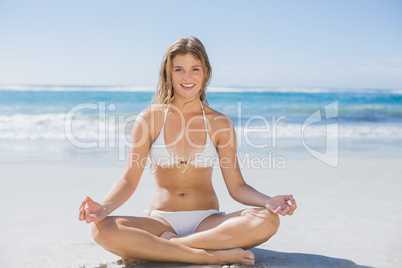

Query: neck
[172,96,202,113]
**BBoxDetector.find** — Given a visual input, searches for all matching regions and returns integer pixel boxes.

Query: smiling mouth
[181,84,195,89]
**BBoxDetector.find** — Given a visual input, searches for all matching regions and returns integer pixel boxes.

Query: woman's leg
[91,215,255,265]
[168,208,280,250]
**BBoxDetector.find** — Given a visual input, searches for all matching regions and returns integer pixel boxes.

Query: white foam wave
[238,123,402,139]
[1,113,401,141]
[0,113,118,140]
[389,89,402,95]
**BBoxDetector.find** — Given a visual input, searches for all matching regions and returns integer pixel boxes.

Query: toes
[243,256,255,265]
[242,250,255,265]
[246,250,255,259]
[246,258,255,265]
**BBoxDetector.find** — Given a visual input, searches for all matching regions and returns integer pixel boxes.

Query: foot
[122,248,254,266]
[207,248,255,266]
[160,231,178,240]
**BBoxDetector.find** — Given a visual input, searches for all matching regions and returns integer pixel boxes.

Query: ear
[204,67,208,79]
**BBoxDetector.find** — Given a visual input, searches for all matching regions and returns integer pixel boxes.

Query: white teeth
[181,84,195,88]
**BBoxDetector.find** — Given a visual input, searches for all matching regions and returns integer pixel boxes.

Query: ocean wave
[1,113,401,141]
[0,113,127,141]
[238,123,402,139]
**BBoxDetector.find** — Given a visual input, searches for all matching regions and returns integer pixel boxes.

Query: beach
[0,157,401,268]
[0,87,401,267]
[1,0,401,266]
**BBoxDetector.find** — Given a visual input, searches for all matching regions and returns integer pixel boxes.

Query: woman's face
[171,53,206,101]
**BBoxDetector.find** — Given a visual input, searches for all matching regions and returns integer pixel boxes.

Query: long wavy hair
[153,37,212,105]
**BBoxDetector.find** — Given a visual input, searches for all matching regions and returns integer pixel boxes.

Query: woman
[79,37,296,266]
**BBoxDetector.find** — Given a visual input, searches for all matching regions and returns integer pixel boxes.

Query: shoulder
[135,104,169,140]
[203,104,233,130]
[203,104,235,147]
[136,104,168,124]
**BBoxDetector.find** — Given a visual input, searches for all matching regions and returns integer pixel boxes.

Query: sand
[0,157,401,268]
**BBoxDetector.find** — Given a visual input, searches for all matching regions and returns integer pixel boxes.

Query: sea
[1,85,401,166]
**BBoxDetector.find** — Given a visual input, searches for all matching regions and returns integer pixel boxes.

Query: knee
[241,208,280,242]
[91,217,119,248]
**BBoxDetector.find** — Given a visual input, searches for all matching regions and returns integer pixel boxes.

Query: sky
[0,0,401,89]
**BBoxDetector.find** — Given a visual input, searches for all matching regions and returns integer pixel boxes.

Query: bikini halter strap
[162,100,208,130]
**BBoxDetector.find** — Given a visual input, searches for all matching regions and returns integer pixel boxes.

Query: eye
[193,68,200,71]
[174,68,181,72]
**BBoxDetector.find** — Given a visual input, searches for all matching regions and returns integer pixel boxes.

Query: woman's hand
[79,196,107,224]
[265,195,297,216]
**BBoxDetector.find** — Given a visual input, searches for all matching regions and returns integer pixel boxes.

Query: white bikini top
[149,101,218,167]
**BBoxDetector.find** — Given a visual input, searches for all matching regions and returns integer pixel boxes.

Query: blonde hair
[153,37,212,105]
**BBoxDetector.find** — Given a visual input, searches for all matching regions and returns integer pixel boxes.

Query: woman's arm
[215,115,296,215]
[100,109,152,214]
[79,108,154,223]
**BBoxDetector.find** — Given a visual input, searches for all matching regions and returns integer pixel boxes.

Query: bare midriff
[149,164,219,212]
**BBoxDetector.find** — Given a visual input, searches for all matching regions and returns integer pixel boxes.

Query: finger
[91,215,98,224]
[79,208,85,221]
[288,204,296,213]
[288,205,296,215]
[79,196,90,210]
[85,209,93,224]
[92,214,101,224]
[273,207,281,214]
[86,198,95,209]
[292,199,297,210]
[288,210,294,216]
[280,206,291,216]
[289,205,296,214]
[287,195,296,205]
[285,195,297,209]
[286,206,294,215]
[283,195,294,203]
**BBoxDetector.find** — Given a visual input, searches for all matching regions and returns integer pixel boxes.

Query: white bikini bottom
[146,209,220,237]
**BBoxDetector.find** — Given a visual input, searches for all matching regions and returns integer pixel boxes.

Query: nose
[183,71,191,80]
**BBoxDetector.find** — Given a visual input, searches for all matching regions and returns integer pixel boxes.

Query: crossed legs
[91,207,279,265]
[170,207,280,250]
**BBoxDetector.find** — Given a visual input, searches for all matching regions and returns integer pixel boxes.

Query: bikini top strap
[162,103,170,128]
[165,101,207,130]
[200,100,208,130]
